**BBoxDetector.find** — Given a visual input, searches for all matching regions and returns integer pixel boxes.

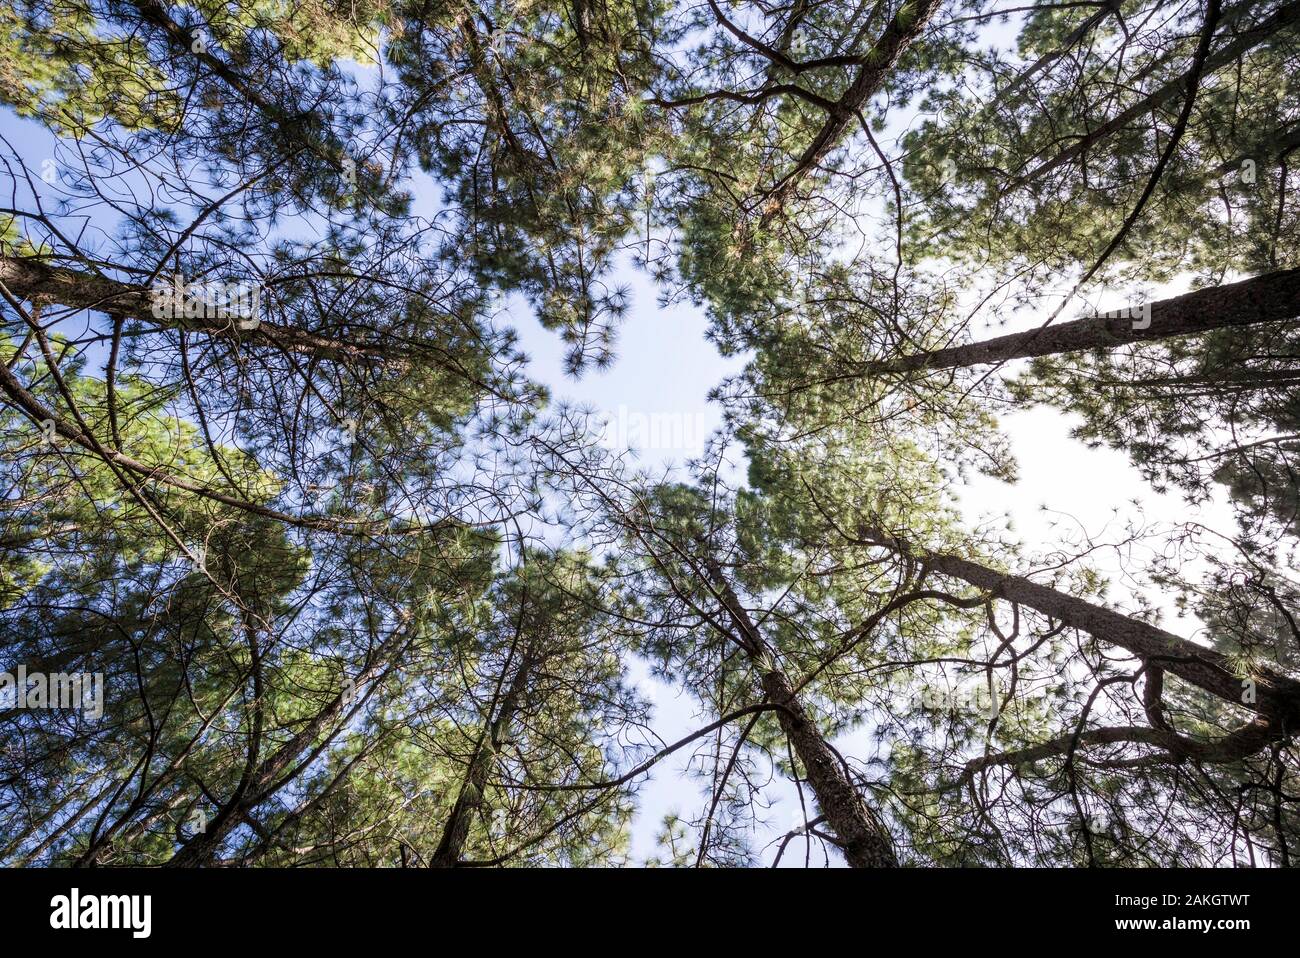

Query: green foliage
[3,0,1298,869]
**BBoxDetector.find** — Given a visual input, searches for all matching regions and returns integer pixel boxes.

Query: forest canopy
[1,0,1297,867]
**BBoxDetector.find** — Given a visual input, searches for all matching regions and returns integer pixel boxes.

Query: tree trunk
[1016,0,1300,188]
[162,632,409,867]
[428,740,496,868]
[764,0,942,215]
[912,546,1300,724]
[6,776,120,865]
[696,553,899,865]
[862,268,1300,375]
[429,653,533,867]
[761,669,899,867]
[0,256,407,364]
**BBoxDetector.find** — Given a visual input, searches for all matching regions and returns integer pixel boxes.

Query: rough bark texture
[697,551,899,866]
[764,0,942,216]
[761,668,899,867]
[428,742,495,868]
[0,256,407,363]
[919,549,1300,724]
[863,268,1300,375]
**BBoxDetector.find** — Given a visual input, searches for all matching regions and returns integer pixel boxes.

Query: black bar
[0,867,1282,946]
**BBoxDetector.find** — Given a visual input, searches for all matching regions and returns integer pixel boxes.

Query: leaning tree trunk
[429,652,534,867]
[428,740,496,868]
[162,631,409,867]
[764,0,942,217]
[760,669,899,867]
[895,541,1300,725]
[1015,0,1300,187]
[862,268,1300,375]
[0,255,409,364]
[698,554,899,866]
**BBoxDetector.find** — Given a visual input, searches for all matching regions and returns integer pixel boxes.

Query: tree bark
[861,268,1300,375]
[906,544,1300,724]
[761,668,899,867]
[697,553,899,865]
[0,256,408,364]
[429,653,533,867]
[763,0,942,217]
